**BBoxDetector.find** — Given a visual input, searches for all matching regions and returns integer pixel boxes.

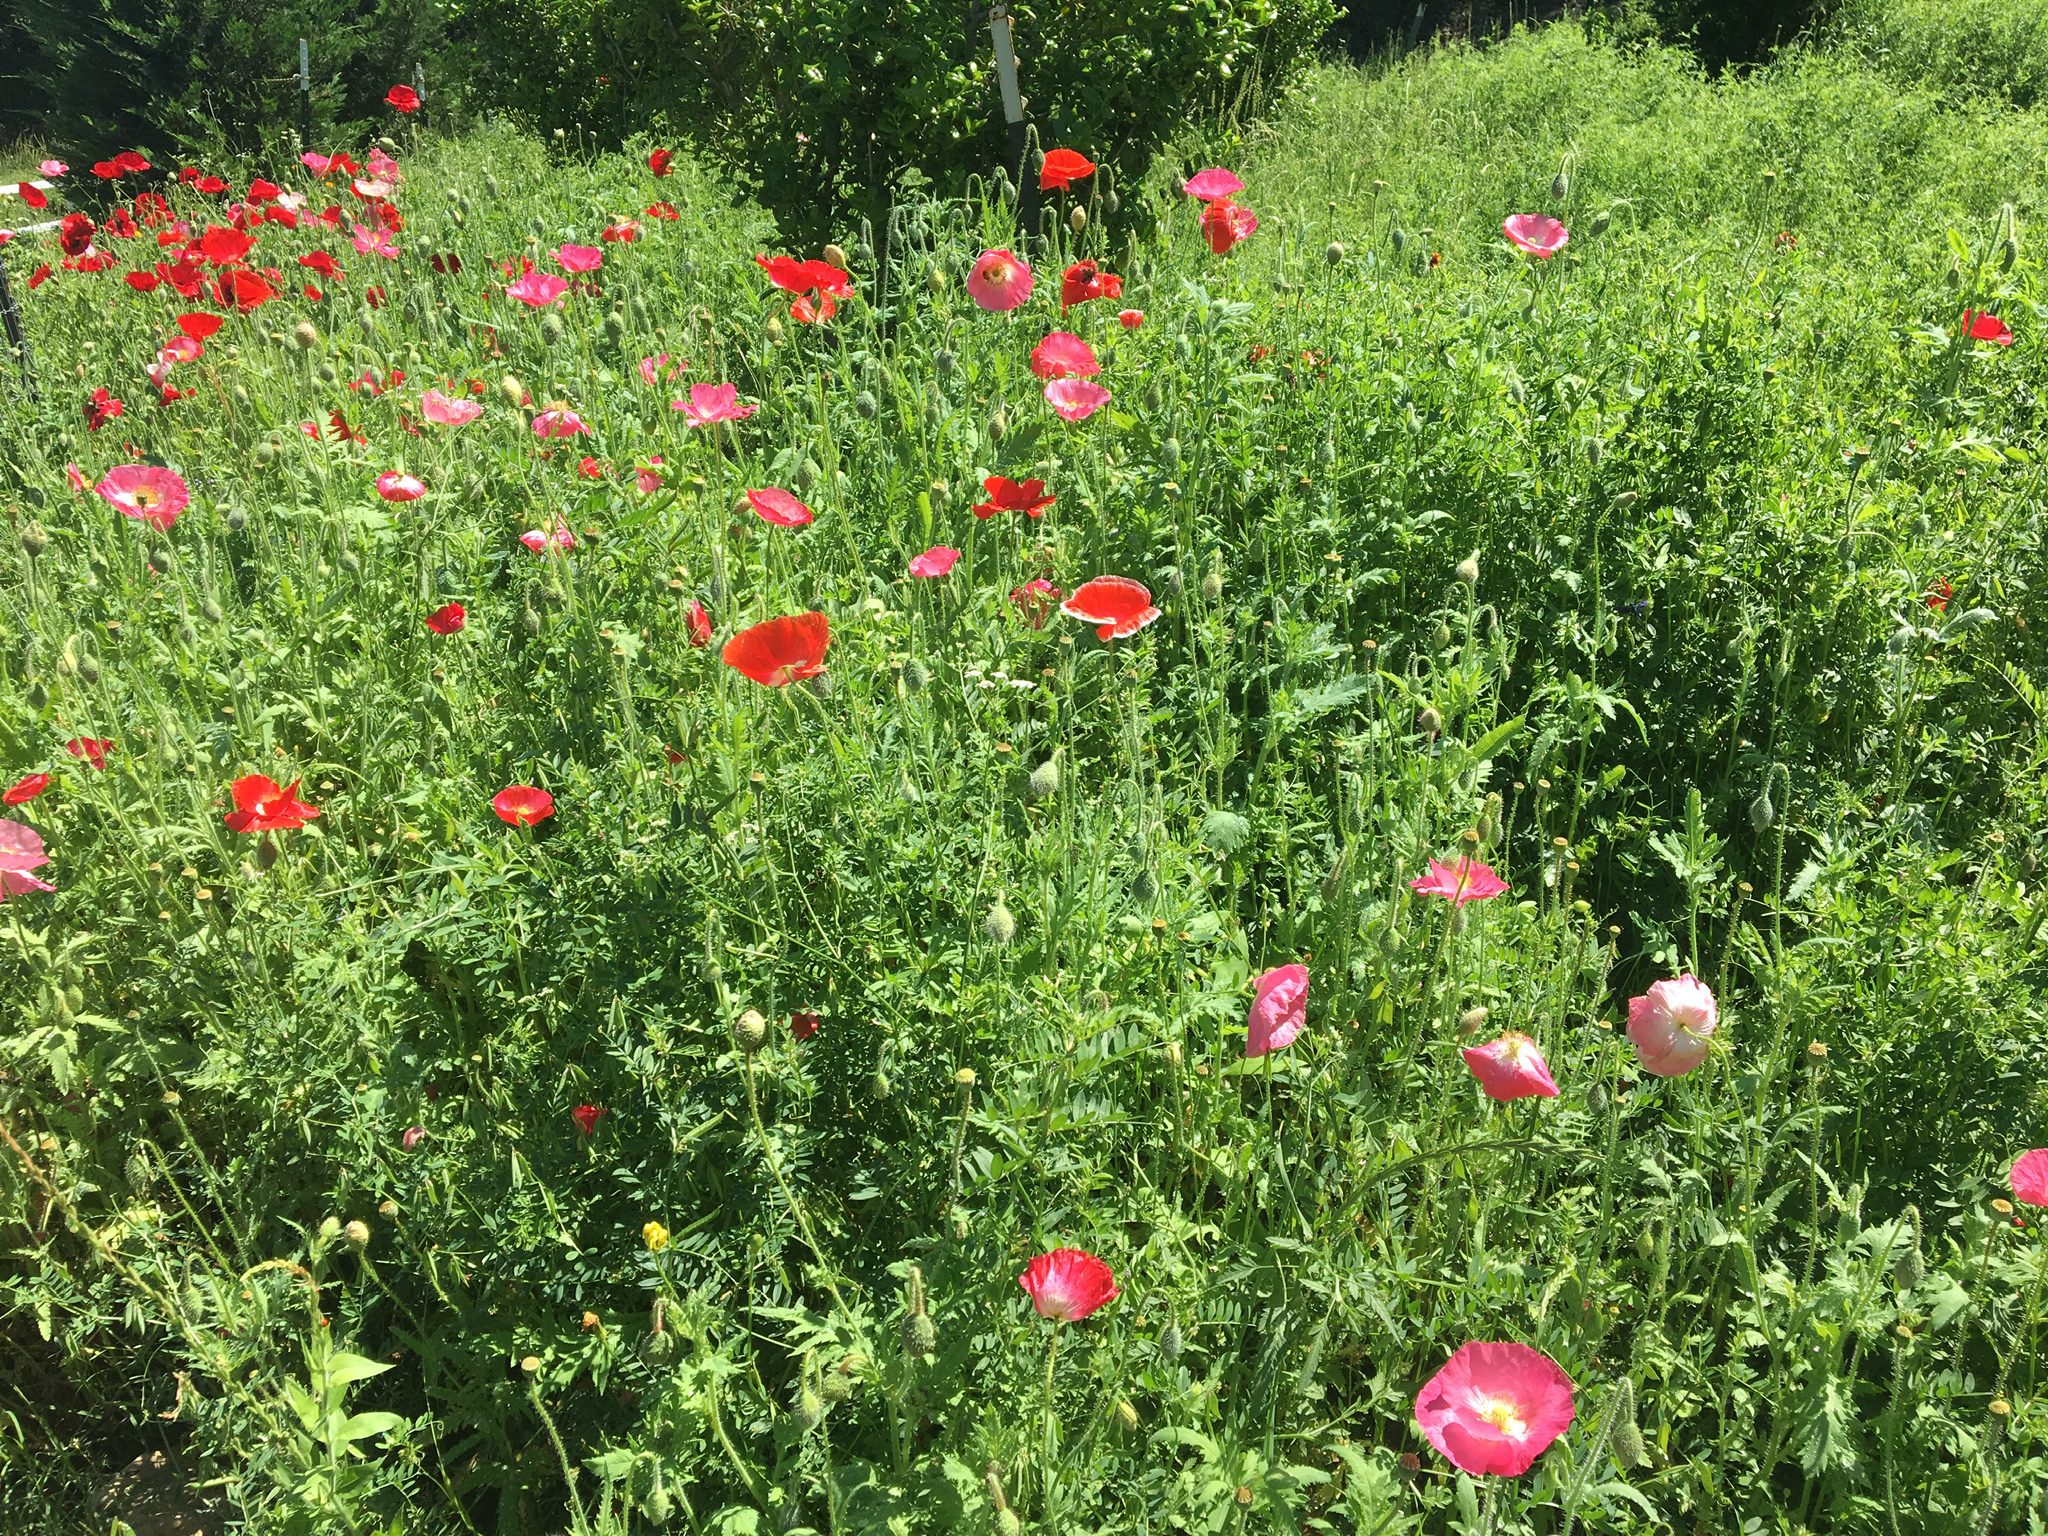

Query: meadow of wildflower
[2,16,2047,1535]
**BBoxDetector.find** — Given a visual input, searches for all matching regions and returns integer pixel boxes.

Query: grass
[1,18,2046,1535]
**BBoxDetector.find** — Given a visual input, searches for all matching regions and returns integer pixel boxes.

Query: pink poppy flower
[65,738,114,771]
[493,785,555,826]
[685,599,712,648]
[520,523,576,553]
[554,243,603,274]
[159,335,203,364]
[1410,857,1508,905]
[1462,1033,1560,1101]
[2009,1149,2048,1207]
[401,1125,426,1150]
[0,818,55,901]
[967,248,1033,312]
[1183,168,1245,202]
[95,465,189,530]
[375,471,425,502]
[745,487,814,527]
[675,382,757,427]
[1062,576,1159,640]
[40,159,67,177]
[351,222,399,259]
[420,388,481,426]
[532,407,590,438]
[637,352,682,386]
[1030,331,1100,380]
[366,147,400,179]
[1011,579,1062,629]
[1019,1247,1119,1322]
[507,270,569,307]
[1044,378,1111,421]
[635,456,664,494]
[1246,963,1308,1057]
[1502,215,1569,259]
[908,545,960,578]
[1201,199,1258,256]
[1117,308,1145,329]
[1414,1341,1575,1477]
[1627,975,1719,1078]
[1962,310,2014,346]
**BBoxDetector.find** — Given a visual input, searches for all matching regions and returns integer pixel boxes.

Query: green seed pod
[928,479,949,511]
[1324,240,1346,266]
[293,320,321,350]
[986,410,1007,444]
[1026,758,1060,801]
[733,1008,769,1054]
[984,901,1017,945]
[902,1310,936,1359]
[1893,1205,1926,1289]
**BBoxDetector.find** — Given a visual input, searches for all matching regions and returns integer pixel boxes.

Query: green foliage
[1827,0,2048,109]
[3,18,2048,1536]
[435,0,1336,237]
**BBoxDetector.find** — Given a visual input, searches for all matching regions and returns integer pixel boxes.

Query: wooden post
[0,252,37,401]
[986,4,1040,245]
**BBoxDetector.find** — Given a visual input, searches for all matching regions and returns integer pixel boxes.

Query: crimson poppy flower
[425,602,466,634]
[1117,308,1144,329]
[570,1103,606,1135]
[27,264,53,290]
[1031,331,1099,380]
[492,785,555,826]
[975,475,1055,519]
[211,269,276,311]
[18,183,47,209]
[683,598,713,648]
[746,487,814,527]
[386,84,421,112]
[1060,259,1123,312]
[1019,1248,1119,1322]
[1201,199,1258,256]
[197,226,255,265]
[223,774,321,833]
[299,250,342,280]
[85,388,124,432]
[58,213,95,258]
[722,613,830,687]
[648,148,673,177]
[791,1011,821,1041]
[1062,576,1160,640]
[601,217,642,243]
[65,738,114,770]
[1039,147,1096,192]
[124,271,160,293]
[428,251,462,274]
[646,201,679,221]
[1962,310,2014,346]
[4,773,51,805]
[1011,579,1063,629]
[1502,214,1568,258]
[113,151,150,175]
[1925,578,1952,613]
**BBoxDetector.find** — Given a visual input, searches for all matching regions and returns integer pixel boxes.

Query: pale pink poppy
[507,270,569,307]
[967,248,1033,312]
[1462,1033,1559,1101]
[1019,1248,1119,1322]
[366,147,401,180]
[351,178,394,201]
[66,463,87,493]
[159,335,203,364]
[1502,214,1569,259]
[40,159,67,177]
[637,353,682,386]
[1182,168,1245,202]
[675,382,758,427]
[520,523,576,553]
[0,817,55,901]
[1414,1341,1575,1477]
[1030,331,1100,380]
[532,407,590,438]
[2009,1149,2048,1207]
[1044,378,1111,421]
[1410,857,1509,905]
[1246,963,1308,1057]
[1626,974,1719,1078]
[375,471,425,502]
[554,243,603,274]
[351,222,399,259]
[95,465,189,530]
[300,151,337,174]
[907,545,960,578]
[1011,578,1062,629]
[746,487,814,527]
[420,388,481,426]
[635,456,664,494]
[401,1125,426,1150]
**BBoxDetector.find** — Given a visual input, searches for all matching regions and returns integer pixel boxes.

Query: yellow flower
[642,1220,670,1253]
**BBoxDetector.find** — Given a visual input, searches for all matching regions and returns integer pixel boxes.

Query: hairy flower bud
[733,1008,769,1054]
[984,901,1017,946]
[1454,551,1480,588]
[293,320,321,350]
[19,521,49,557]
[1610,1380,1646,1469]
[1027,758,1060,801]
[344,1219,370,1252]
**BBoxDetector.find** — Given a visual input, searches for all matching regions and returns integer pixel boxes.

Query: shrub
[436,0,1336,237]
[1827,0,2048,109]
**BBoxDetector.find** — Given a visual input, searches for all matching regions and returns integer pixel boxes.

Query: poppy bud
[902,659,930,693]
[987,410,1007,443]
[253,443,276,468]
[1893,1206,1925,1289]
[644,1479,672,1527]
[1479,791,1502,845]
[317,362,339,386]
[1159,1320,1183,1360]
[1162,437,1182,470]
[25,683,46,710]
[1199,568,1223,602]
[902,1310,936,1360]
[318,1216,343,1245]
[1999,237,2017,273]
[1069,206,1087,234]
[1455,551,1479,587]
[1610,1380,1646,1469]
[1762,168,1777,186]
[1551,171,1569,202]
[1323,240,1345,266]
[795,1385,824,1430]
[1587,1081,1609,1114]
[927,266,947,293]
[822,1360,855,1404]
[984,901,1017,945]
[995,1514,1021,1536]
[521,603,542,637]
[1115,1398,1139,1431]
[1132,868,1158,902]
[854,390,877,419]
[1458,1005,1488,1035]
[928,478,949,509]
[56,638,79,679]
[1391,227,1405,253]
[869,1069,892,1099]
[1590,209,1611,237]
[1635,1223,1657,1261]
[1027,758,1060,801]
[1432,621,1453,651]
[820,241,849,270]
[125,1147,153,1192]
[1837,1182,1864,1244]
[499,374,528,408]
[19,522,48,557]
[344,1219,370,1252]
[733,1008,768,1054]
[1748,790,1774,832]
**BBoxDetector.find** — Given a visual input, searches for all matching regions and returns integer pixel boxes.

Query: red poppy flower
[246,178,281,203]
[65,738,115,770]
[1060,259,1122,312]
[197,225,256,266]
[386,84,421,113]
[755,255,853,298]
[299,250,343,280]
[646,201,679,221]
[1062,576,1161,641]
[113,151,150,175]
[91,160,120,179]
[58,212,95,258]
[85,387,124,432]
[124,271,160,293]
[425,602,466,634]
[686,599,712,647]
[1925,578,1952,613]
[3,773,51,805]
[570,1103,606,1136]
[791,1011,821,1041]
[1019,1247,1119,1322]
[722,613,830,687]
[211,269,276,311]
[18,183,46,210]
[27,264,53,289]
[1039,148,1096,192]
[975,475,1055,519]
[601,218,642,244]
[745,487,814,527]
[223,774,321,833]
[194,174,227,195]
[648,148,673,177]
[1011,579,1063,629]
[492,785,555,826]
[1201,199,1258,256]
[1962,310,2014,346]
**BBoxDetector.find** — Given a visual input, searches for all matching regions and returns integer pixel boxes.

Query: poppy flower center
[129,486,161,508]
[1472,1392,1529,1438]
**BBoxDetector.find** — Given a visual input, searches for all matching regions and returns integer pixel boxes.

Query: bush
[437,0,1336,238]
[1827,0,2048,109]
